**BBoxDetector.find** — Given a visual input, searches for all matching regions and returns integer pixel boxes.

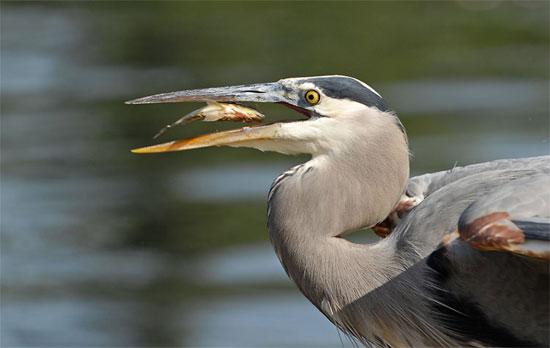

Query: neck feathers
[268,112,410,239]
[266,115,409,302]
[266,117,454,345]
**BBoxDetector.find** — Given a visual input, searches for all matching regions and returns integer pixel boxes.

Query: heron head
[128,75,402,156]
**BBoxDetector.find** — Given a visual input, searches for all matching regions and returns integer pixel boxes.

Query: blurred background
[1,1,548,347]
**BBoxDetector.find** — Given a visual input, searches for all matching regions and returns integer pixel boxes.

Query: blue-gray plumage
[395,159,549,346]
[128,75,550,347]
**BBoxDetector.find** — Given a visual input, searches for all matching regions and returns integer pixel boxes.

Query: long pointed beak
[126,82,285,105]
[128,81,305,154]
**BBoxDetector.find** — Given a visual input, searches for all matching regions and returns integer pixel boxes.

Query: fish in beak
[152,101,265,139]
[127,81,316,155]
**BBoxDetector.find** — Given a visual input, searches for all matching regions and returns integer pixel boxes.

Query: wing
[423,166,550,346]
[455,173,549,259]
[374,156,550,238]
[407,156,550,202]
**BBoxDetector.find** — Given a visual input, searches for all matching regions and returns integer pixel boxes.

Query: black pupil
[308,94,314,100]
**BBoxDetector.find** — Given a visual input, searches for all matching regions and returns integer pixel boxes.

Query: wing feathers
[456,172,550,259]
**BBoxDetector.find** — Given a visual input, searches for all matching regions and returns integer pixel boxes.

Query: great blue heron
[127,75,549,347]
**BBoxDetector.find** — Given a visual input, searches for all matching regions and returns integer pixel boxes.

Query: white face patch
[313,96,370,119]
[288,80,372,119]
[279,75,385,114]
[298,82,317,91]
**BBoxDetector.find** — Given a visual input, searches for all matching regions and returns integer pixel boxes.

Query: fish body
[154,101,264,138]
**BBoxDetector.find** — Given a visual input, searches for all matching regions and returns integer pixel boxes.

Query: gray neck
[267,119,410,320]
[265,114,458,346]
[265,124,455,345]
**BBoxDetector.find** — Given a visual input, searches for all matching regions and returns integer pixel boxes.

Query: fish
[154,101,264,139]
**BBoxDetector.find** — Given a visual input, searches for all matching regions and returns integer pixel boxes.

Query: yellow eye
[304,90,320,105]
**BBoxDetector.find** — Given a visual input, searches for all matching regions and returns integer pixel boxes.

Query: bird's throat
[265,119,412,342]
